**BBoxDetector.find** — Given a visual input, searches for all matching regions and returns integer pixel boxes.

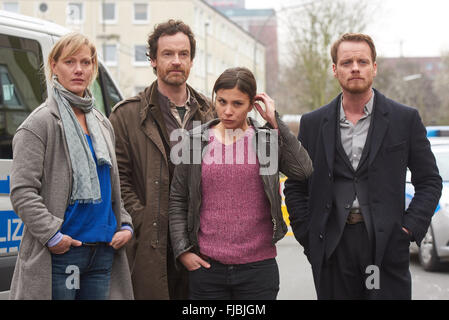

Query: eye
[217,98,226,105]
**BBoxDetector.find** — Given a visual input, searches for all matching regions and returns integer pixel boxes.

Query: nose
[223,105,233,116]
[351,62,360,72]
[172,54,181,65]
[74,62,83,74]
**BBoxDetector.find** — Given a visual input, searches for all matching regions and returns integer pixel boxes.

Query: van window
[91,64,121,116]
[0,34,46,159]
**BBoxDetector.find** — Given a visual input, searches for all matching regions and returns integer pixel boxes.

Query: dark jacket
[109,81,214,299]
[169,114,313,261]
[284,89,442,290]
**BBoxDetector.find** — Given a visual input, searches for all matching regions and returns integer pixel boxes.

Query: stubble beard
[161,70,189,87]
[341,79,373,95]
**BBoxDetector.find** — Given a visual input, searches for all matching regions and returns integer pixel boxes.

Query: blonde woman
[9,33,133,300]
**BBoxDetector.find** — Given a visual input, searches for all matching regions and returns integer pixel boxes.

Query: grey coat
[9,96,134,300]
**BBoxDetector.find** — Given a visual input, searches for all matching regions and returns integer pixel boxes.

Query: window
[3,2,19,13]
[0,34,46,160]
[102,44,117,66]
[90,64,122,116]
[67,2,83,23]
[134,45,148,66]
[133,3,149,23]
[101,2,117,23]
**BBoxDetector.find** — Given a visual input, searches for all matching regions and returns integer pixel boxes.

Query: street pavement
[276,233,449,300]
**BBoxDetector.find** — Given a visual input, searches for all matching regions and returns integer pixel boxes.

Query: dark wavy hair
[146,19,196,74]
[212,67,257,104]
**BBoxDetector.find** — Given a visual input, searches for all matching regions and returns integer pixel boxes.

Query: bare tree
[375,58,442,125]
[434,53,449,124]
[276,0,374,115]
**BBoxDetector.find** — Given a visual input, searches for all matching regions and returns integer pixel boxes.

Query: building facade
[1,0,266,98]
[207,0,278,96]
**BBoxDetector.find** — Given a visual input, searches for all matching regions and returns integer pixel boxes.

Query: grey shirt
[339,90,374,209]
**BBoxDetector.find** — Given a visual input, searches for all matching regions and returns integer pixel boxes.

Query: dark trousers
[189,258,279,300]
[318,222,411,300]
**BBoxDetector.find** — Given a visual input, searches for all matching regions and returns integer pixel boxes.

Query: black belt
[346,209,364,224]
[82,242,109,247]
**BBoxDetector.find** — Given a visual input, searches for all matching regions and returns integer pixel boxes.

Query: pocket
[385,141,406,153]
[399,226,412,242]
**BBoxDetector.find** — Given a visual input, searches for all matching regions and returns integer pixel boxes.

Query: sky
[245,0,449,58]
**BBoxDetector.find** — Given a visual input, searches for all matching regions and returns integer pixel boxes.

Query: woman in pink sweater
[169,67,312,299]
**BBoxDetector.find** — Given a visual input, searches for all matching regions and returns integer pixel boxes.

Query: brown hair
[146,19,196,74]
[331,33,377,64]
[212,67,257,104]
[47,32,98,84]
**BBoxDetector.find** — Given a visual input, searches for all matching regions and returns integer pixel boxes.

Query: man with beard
[284,33,442,299]
[109,20,214,299]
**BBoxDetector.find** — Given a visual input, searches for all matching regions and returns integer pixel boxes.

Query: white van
[0,10,123,297]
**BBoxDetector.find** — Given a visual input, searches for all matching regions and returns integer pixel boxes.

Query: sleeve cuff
[121,224,133,235]
[47,232,63,247]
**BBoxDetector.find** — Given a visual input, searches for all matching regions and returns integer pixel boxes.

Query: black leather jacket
[168,113,313,260]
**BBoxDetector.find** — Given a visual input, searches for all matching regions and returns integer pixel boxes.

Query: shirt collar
[339,89,374,122]
[158,87,192,109]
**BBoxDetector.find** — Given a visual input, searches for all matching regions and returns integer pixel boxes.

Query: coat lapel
[321,97,339,173]
[368,90,390,166]
[139,83,169,164]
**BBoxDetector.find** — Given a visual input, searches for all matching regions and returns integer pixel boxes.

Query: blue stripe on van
[0,210,23,253]
[0,176,10,194]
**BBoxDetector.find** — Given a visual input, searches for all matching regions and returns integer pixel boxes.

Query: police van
[0,10,123,298]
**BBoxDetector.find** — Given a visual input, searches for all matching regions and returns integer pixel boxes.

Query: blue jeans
[51,244,114,300]
[189,258,279,300]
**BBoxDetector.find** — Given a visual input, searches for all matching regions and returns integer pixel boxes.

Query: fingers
[49,235,76,254]
[109,230,132,249]
[71,239,82,247]
[179,252,211,271]
[198,257,211,269]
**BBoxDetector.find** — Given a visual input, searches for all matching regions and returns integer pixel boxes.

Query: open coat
[9,96,134,300]
[284,89,442,296]
[109,81,213,299]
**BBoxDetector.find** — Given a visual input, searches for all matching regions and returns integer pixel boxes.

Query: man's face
[332,41,377,94]
[151,32,193,87]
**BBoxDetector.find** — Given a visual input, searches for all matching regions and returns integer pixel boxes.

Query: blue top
[50,135,118,245]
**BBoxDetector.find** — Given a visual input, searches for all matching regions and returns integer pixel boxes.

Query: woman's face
[215,86,253,130]
[51,44,94,97]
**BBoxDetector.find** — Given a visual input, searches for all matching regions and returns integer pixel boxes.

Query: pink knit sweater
[198,126,276,264]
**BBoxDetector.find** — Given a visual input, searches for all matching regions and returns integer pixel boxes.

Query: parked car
[0,10,123,298]
[407,133,449,271]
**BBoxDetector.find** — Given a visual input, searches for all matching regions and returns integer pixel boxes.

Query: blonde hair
[47,32,98,84]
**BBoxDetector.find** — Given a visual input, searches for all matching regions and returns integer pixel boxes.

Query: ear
[332,63,337,78]
[150,58,157,69]
[373,61,377,77]
[50,60,57,75]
